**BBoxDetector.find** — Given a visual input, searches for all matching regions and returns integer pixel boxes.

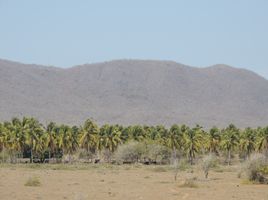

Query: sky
[0,0,268,78]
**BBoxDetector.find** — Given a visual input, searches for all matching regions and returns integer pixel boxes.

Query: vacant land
[0,164,267,200]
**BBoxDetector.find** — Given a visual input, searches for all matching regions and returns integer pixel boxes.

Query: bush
[77,149,95,160]
[178,178,198,188]
[244,153,268,184]
[24,177,41,187]
[147,144,171,164]
[201,154,217,178]
[0,149,9,163]
[114,142,146,164]
[178,159,191,171]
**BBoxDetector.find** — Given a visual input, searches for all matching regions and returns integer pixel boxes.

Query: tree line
[0,117,268,164]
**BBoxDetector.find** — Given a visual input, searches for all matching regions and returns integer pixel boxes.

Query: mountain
[0,58,268,128]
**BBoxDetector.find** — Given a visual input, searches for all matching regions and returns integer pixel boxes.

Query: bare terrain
[0,164,267,200]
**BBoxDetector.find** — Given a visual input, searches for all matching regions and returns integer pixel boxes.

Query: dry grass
[178,178,199,188]
[24,177,41,187]
[0,164,268,200]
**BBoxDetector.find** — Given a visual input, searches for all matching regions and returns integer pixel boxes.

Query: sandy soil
[0,164,267,200]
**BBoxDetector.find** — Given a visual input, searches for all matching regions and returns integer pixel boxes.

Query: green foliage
[257,126,268,154]
[220,124,240,165]
[184,125,203,165]
[1,116,268,166]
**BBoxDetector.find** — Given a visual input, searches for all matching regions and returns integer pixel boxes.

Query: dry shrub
[244,153,268,184]
[150,166,168,172]
[24,177,41,187]
[201,154,217,178]
[114,142,145,164]
[147,144,171,164]
[178,178,198,188]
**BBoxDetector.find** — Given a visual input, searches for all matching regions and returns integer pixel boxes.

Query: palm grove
[0,117,268,165]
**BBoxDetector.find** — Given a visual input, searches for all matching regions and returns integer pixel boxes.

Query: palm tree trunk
[190,150,193,165]
[173,146,177,163]
[48,150,51,162]
[30,148,33,163]
[227,149,231,165]
[3,145,5,163]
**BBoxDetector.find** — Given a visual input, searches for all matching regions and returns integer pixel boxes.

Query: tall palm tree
[207,126,221,154]
[257,126,268,155]
[220,124,239,165]
[0,123,5,151]
[167,124,184,162]
[100,124,121,153]
[100,124,121,161]
[3,117,28,161]
[58,125,77,161]
[240,127,256,159]
[0,123,8,162]
[79,119,99,153]
[45,122,58,160]
[184,125,203,165]
[25,117,44,163]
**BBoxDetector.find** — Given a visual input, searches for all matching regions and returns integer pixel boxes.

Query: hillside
[1,59,268,128]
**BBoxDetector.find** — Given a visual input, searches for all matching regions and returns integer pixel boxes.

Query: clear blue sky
[0,0,268,78]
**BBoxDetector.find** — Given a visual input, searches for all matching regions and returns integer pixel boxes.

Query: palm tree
[3,117,28,161]
[167,124,184,162]
[257,126,268,155]
[0,123,5,151]
[45,122,58,160]
[79,119,99,153]
[58,125,77,162]
[130,125,146,141]
[184,125,203,165]
[207,126,221,154]
[100,125,121,152]
[220,124,239,165]
[0,123,7,162]
[240,127,256,159]
[25,117,44,163]
[100,124,121,161]
[120,126,132,143]
[154,125,169,143]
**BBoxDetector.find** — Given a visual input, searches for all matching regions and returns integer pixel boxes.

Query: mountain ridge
[1,58,266,80]
[0,58,268,128]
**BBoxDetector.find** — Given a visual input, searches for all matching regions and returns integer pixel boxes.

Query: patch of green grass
[24,177,41,187]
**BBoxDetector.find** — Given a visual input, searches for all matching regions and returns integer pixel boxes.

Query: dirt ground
[0,164,267,200]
